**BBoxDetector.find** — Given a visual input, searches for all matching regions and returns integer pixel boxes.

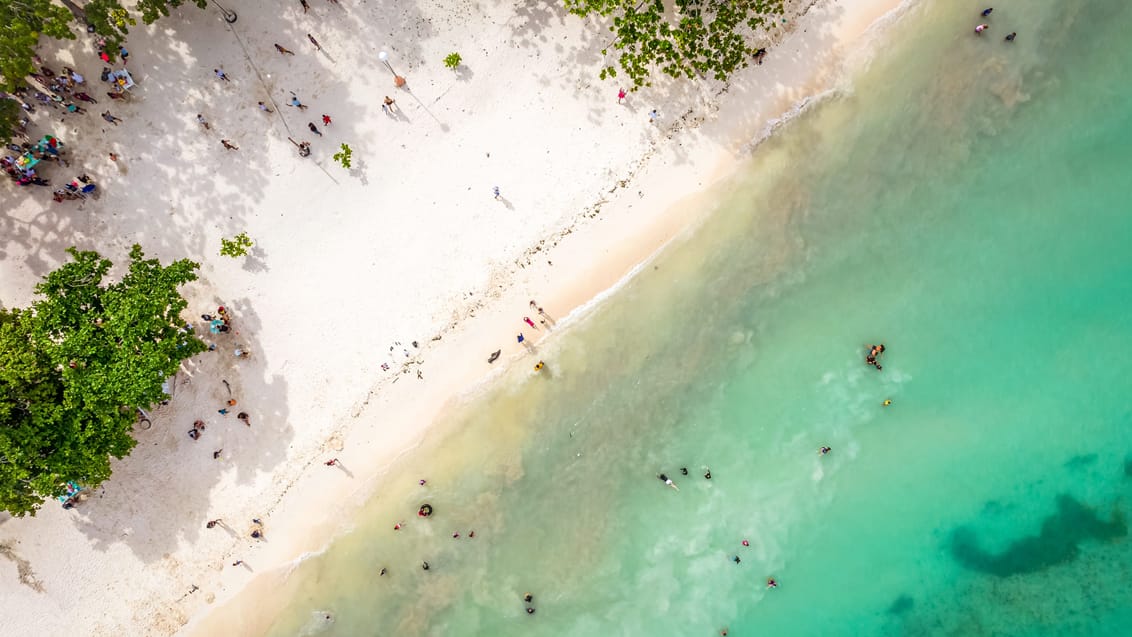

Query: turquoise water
[258,1,1132,635]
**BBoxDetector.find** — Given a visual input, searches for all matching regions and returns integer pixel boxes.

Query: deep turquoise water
[259,1,1132,635]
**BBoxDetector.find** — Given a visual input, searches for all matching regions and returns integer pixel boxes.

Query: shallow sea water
[262,1,1132,635]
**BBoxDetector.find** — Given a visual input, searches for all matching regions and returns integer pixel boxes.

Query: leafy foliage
[563,0,785,89]
[85,0,206,53]
[219,232,254,258]
[333,143,353,169]
[443,52,462,70]
[0,0,76,92]
[0,246,206,516]
[0,0,205,93]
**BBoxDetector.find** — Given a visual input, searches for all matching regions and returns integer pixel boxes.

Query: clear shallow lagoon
[264,1,1132,635]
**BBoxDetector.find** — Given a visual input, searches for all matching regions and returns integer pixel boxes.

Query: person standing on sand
[274,43,295,56]
[221,139,239,150]
[307,33,322,52]
[493,186,501,199]
[617,88,626,104]
[322,113,332,126]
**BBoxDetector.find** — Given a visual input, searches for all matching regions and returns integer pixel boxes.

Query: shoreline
[0,0,911,634]
[180,0,910,633]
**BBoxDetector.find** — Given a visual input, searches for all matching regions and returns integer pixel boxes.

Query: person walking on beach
[258,101,274,113]
[221,139,239,150]
[274,43,295,56]
[617,88,626,104]
[308,122,323,136]
[232,560,244,566]
[321,113,332,126]
[101,111,122,125]
[307,33,322,52]
[214,68,231,82]
[290,92,309,110]
[325,458,339,466]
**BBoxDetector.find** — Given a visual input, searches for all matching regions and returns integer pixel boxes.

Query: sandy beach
[0,0,904,634]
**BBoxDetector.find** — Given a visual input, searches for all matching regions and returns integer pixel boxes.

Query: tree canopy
[0,245,206,516]
[0,0,76,92]
[0,0,206,92]
[564,0,785,89]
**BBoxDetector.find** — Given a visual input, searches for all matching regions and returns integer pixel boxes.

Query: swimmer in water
[883,399,892,406]
[767,577,778,589]
[680,467,688,475]
[704,468,712,480]
[1005,32,1017,41]
[732,555,741,564]
[658,474,679,491]
[819,446,832,455]
[523,593,533,603]
[422,561,430,571]
[742,539,750,547]
[534,361,545,372]
[379,567,387,576]
[526,607,536,615]
[975,23,989,34]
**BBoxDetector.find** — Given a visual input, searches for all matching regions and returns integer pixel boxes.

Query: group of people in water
[865,343,886,370]
[974,7,1018,41]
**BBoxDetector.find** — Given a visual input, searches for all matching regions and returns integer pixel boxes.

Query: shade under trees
[0,245,206,516]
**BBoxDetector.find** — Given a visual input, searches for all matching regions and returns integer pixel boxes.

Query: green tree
[84,0,206,55]
[444,52,462,70]
[563,0,784,89]
[0,245,206,516]
[0,0,76,92]
[332,143,353,169]
[219,232,253,258]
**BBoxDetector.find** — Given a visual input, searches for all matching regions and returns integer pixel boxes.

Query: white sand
[0,0,906,633]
